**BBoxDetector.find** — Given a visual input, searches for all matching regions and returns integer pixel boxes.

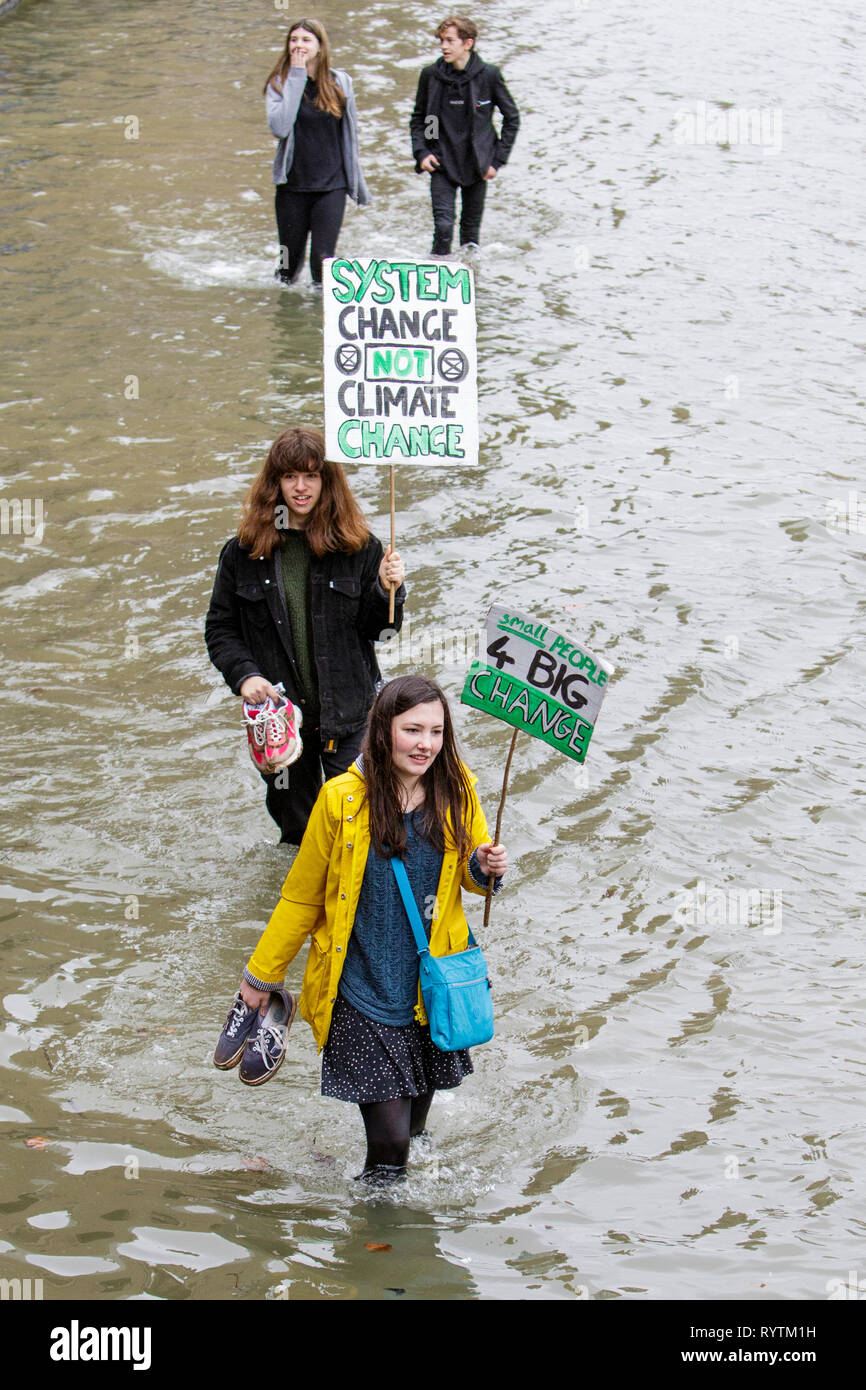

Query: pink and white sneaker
[263,695,303,771]
[243,698,273,773]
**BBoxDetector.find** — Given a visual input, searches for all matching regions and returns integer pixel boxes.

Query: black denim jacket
[204,535,406,740]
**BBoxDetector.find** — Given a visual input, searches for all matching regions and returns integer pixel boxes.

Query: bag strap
[390,856,432,956]
[390,856,478,955]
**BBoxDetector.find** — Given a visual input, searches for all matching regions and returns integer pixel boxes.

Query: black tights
[274,186,346,284]
[357,1091,435,1184]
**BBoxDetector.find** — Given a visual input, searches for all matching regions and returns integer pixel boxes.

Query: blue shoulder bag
[390,856,494,1052]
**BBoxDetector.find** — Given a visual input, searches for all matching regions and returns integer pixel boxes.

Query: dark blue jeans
[430,170,487,254]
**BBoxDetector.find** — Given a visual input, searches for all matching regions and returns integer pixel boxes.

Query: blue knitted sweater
[338,812,441,1026]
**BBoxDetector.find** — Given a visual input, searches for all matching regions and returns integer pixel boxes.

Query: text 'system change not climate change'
[323,257,479,466]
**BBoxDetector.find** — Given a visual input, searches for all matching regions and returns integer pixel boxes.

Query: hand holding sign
[476,842,508,877]
[378,545,404,590]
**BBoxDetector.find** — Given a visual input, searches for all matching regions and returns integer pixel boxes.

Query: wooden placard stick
[483,726,519,927]
[388,464,396,624]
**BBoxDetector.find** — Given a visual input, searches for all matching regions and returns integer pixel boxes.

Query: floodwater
[1,0,864,1303]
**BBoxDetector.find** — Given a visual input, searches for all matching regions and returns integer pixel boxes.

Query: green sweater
[280,531,320,723]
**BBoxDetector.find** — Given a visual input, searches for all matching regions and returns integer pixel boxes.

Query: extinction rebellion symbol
[437,348,469,382]
[335,344,361,374]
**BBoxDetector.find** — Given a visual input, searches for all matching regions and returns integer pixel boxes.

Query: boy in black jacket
[410,15,519,256]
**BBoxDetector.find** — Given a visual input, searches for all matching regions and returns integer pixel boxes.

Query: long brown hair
[360,676,475,860]
[237,427,370,559]
[264,18,346,119]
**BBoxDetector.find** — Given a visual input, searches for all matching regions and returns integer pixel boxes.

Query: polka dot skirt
[322,995,473,1103]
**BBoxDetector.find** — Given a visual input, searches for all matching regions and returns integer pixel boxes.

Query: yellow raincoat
[245,760,498,1050]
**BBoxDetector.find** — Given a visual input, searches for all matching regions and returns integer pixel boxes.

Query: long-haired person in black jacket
[205,427,405,844]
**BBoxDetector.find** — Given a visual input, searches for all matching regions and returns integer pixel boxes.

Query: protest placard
[323,257,479,466]
[461,604,614,922]
[461,603,612,764]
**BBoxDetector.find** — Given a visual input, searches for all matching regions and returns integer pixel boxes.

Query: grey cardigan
[266,66,371,206]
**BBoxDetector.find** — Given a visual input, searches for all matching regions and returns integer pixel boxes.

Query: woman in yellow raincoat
[239,674,508,1183]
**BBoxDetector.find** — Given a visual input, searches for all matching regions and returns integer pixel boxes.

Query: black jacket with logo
[410,53,520,184]
[204,535,406,741]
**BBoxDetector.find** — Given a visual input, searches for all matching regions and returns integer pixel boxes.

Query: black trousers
[262,725,363,845]
[275,186,347,284]
[430,170,487,254]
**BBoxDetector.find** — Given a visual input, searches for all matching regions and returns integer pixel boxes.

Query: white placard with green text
[323,257,478,466]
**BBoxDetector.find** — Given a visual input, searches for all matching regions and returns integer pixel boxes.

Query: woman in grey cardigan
[264,18,370,286]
